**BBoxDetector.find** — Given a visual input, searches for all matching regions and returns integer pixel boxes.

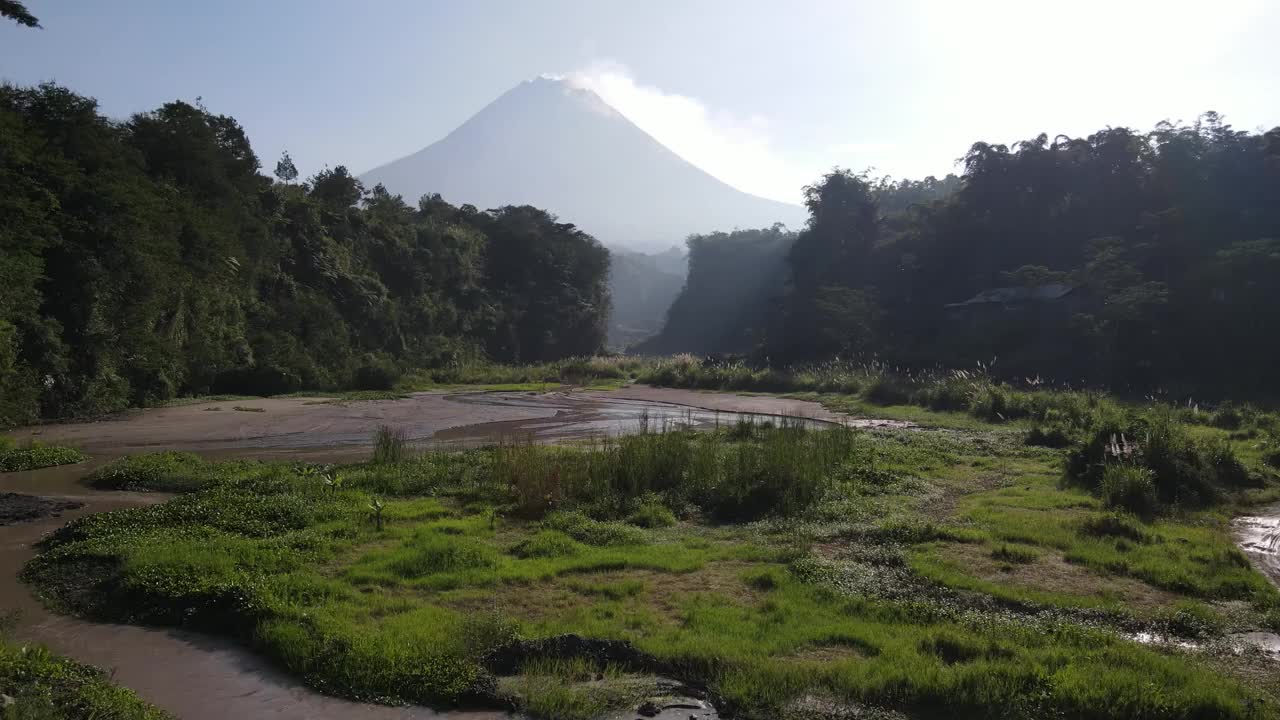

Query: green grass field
[20,387,1280,719]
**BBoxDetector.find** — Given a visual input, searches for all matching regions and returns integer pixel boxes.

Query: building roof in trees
[945,284,1076,309]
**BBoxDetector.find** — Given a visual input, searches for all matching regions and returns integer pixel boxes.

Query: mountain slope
[360,77,806,251]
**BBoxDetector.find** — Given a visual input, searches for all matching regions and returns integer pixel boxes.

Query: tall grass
[638,356,1118,431]
[372,425,407,465]
[493,420,864,521]
[1066,410,1256,513]
[404,356,650,389]
[0,441,87,472]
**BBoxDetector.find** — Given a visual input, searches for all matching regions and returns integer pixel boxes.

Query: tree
[274,151,298,184]
[0,82,613,425]
[0,0,38,27]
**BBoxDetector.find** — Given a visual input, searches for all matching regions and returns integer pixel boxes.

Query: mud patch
[929,542,1183,611]
[0,492,82,526]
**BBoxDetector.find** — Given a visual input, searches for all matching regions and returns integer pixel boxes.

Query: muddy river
[8,386,1277,718]
[1,387,842,719]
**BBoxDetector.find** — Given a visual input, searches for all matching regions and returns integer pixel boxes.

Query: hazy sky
[3,0,1276,204]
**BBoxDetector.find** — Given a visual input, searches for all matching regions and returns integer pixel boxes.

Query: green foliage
[0,83,611,426]
[0,442,85,472]
[642,116,1280,398]
[1067,411,1254,513]
[1099,465,1158,516]
[22,427,1280,720]
[86,451,208,492]
[625,498,677,528]
[636,225,794,355]
[0,1,39,28]
[372,425,407,465]
[0,639,170,719]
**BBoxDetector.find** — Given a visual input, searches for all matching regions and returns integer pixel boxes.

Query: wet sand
[1234,509,1280,589]
[0,386,848,719]
[0,459,505,720]
[3,386,870,455]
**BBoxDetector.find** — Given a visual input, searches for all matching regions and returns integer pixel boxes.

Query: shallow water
[435,391,835,444]
[0,460,507,720]
[1234,510,1280,589]
[4,388,842,719]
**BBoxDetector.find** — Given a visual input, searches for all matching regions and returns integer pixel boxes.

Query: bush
[543,511,645,546]
[211,364,303,396]
[0,442,87,472]
[510,530,585,558]
[864,376,912,405]
[1099,464,1158,516]
[1079,513,1151,543]
[87,451,206,491]
[1067,411,1248,512]
[1026,423,1074,448]
[625,499,677,528]
[353,361,401,391]
[0,640,169,719]
[389,533,497,577]
[373,425,407,465]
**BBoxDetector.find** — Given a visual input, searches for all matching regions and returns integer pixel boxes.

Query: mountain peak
[361,79,804,250]
[500,75,620,119]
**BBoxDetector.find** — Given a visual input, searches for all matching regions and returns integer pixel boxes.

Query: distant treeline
[644,116,1280,396]
[0,84,610,425]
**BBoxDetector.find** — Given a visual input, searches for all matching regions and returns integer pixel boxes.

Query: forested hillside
[641,176,957,356]
[0,84,610,426]
[652,116,1280,396]
[635,225,795,355]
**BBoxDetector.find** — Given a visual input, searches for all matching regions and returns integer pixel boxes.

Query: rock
[637,700,661,717]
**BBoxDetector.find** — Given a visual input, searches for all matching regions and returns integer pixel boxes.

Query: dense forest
[649,117,1280,396]
[0,83,611,426]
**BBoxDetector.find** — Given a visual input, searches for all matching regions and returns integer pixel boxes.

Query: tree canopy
[0,83,610,425]
[0,0,38,27]
[652,116,1280,397]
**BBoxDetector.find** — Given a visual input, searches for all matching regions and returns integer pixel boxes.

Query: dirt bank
[3,386,869,458]
[1,386,840,719]
[0,492,82,526]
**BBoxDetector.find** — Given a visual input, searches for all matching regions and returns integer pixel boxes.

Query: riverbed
[1,387,838,719]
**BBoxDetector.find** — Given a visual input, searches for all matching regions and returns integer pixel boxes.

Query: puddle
[0,461,507,720]
[1234,511,1280,589]
[1130,631,1201,650]
[0,387,899,718]
[436,391,835,443]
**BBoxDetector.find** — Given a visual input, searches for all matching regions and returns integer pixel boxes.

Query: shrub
[510,530,585,558]
[543,511,645,546]
[1157,601,1226,638]
[625,500,676,528]
[211,364,303,396]
[1067,411,1248,512]
[373,425,407,465]
[389,532,497,577]
[353,357,401,391]
[1079,513,1151,543]
[1099,464,1158,516]
[864,376,912,405]
[0,442,87,472]
[1026,423,1074,448]
[87,451,205,491]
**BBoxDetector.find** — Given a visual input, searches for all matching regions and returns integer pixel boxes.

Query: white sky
[3,0,1276,204]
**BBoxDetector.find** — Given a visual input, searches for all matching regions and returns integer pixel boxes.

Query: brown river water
[0,387,846,720]
[9,387,1276,717]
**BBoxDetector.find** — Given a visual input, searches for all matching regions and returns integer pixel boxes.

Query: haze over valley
[4,3,1280,720]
